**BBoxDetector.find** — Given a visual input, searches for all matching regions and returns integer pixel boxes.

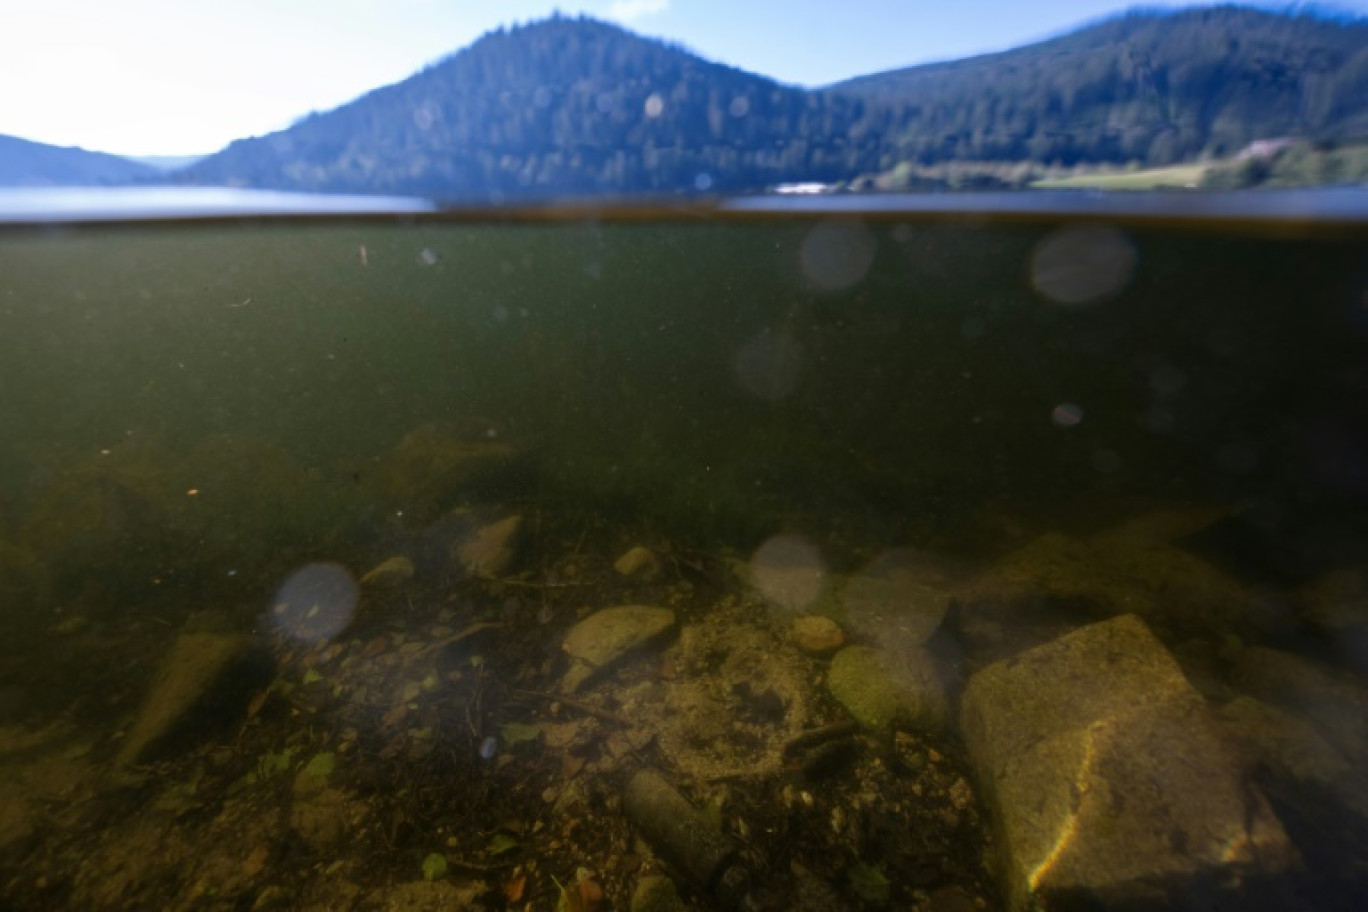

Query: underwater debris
[623,768,754,910]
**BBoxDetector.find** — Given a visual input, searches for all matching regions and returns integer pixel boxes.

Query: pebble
[614,546,662,581]
[560,605,677,693]
[456,515,523,578]
[790,616,845,656]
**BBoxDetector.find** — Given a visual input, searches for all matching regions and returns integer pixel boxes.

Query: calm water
[2,196,1367,910]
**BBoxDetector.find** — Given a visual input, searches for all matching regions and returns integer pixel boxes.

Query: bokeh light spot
[1031,224,1136,306]
[799,221,876,293]
[749,535,827,615]
[842,548,954,647]
[1052,403,1084,427]
[268,562,359,643]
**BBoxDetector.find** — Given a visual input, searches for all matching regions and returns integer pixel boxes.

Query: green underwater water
[3,217,1365,569]
[2,212,1368,910]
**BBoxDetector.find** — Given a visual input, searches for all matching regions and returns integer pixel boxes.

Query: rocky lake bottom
[2,419,1368,912]
[3,217,1368,910]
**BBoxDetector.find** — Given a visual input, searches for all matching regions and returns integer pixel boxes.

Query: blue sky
[2,0,1365,157]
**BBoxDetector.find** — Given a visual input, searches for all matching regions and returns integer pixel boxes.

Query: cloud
[607,0,670,23]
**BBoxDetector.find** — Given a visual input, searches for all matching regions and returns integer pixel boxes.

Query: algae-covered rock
[631,874,687,912]
[953,509,1284,665]
[826,645,947,732]
[454,515,523,578]
[116,617,274,766]
[560,605,676,693]
[375,422,521,519]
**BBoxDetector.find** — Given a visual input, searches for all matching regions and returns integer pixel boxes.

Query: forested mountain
[0,134,158,187]
[179,6,1368,200]
[181,15,877,200]
[6,6,1366,197]
[830,5,1368,167]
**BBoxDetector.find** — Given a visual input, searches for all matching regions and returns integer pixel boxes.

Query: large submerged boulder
[960,614,1295,910]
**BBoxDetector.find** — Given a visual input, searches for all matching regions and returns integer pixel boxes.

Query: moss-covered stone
[826,645,946,732]
[630,874,687,912]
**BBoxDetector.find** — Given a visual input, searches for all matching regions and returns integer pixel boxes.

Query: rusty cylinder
[623,768,751,907]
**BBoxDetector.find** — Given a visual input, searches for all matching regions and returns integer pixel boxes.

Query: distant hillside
[179,7,1368,199]
[181,15,874,201]
[130,154,207,171]
[8,5,1367,197]
[0,134,158,187]
[830,5,1368,166]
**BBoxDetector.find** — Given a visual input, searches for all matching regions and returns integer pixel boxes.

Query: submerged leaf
[849,861,891,904]
[487,832,521,855]
[302,751,336,781]
[421,852,448,882]
[500,721,542,745]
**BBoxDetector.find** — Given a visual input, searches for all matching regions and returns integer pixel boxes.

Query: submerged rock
[791,615,845,656]
[360,555,415,589]
[1296,567,1368,675]
[631,874,687,912]
[455,515,523,579]
[1226,643,1368,765]
[826,644,947,732]
[614,545,662,582]
[115,616,274,767]
[0,539,47,611]
[376,421,521,519]
[289,786,363,853]
[953,510,1286,665]
[560,605,676,693]
[960,614,1295,910]
[837,547,957,652]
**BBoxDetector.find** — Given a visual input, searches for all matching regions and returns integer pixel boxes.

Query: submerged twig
[782,720,859,757]
[513,689,632,726]
[414,621,504,660]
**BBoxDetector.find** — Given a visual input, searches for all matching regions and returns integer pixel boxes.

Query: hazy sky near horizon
[3,0,1365,157]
